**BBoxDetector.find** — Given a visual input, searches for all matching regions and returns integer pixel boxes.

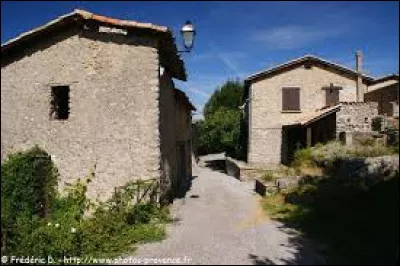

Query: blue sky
[2,1,399,119]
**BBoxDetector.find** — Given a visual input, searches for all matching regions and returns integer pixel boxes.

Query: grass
[262,170,399,264]
[262,140,399,264]
[259,166,298,183]
[291,141,398,170]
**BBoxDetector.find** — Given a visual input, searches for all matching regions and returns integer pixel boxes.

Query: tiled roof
[369,74,399,85]
[245,55,375,84]
[1,9,168,48]
[284,104,341,127]
[74,9,169,32]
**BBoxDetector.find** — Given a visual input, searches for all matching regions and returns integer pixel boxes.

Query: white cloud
[252,25,347,50]
[187,87,211,98]
[192,104,205,121]
[207,41,247,76]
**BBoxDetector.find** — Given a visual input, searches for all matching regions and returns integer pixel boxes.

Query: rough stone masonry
[1,10,192,203]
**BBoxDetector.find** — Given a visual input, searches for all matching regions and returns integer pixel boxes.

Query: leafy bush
[1,145,59,218]
[1,147,171,260]
[357,136,376,146]
[292,141,397,170]
[261,172,275,182]
[262,172,399,264]
[1,145,59,253]
[291,147,315,169]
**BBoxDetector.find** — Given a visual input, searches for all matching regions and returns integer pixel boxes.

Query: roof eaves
[1,9,186,80]
[301,104,341,126]
[245,55,375,84]
[174,88,196,111]
[1,11,78,49]
[370,74,399,85]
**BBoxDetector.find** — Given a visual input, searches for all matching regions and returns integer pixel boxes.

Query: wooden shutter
[282,87,300,111]
[325,89,339,107]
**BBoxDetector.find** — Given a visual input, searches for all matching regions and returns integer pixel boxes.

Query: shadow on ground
[256,172,399,265]
[247,223,327,265]
[203,159,226,173]
[175,175,198,199]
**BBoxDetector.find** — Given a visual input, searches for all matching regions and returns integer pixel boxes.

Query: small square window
[50,86,70,120]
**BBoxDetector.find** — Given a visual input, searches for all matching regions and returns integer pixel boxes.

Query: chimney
[356,50,364,102]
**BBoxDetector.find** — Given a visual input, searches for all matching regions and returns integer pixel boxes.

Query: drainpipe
[356,50,364,102]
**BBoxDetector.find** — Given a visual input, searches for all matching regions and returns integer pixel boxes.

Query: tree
[203,80,243,118]
[197,79,245,158]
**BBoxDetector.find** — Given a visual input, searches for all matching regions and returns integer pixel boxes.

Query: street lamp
[178,20,196,53]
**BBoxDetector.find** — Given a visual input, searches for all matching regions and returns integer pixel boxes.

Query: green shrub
[292,147,315,168]
[357,137,376,146]
[1,147,171,260]
[261,172,275,182]
[1,145,59,219]
[1,145,59,253]
[262,173,399,264]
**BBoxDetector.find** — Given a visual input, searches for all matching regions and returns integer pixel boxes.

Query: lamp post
[178,20,196,53]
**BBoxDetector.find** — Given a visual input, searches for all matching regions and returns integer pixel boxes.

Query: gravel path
[122,159,325,265]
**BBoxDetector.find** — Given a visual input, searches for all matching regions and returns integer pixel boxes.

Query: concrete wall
[248,63,367,166]
[1,27,161,201]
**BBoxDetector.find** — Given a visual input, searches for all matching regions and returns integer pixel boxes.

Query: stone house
[1,9,195,204]
[364,74,399,127]
[243,52,389,167]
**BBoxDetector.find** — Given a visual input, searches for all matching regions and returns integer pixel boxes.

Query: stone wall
[336,102,379,137]
[159,71,194,203]
[364,82,399,117]
[175,92,193,187]
[248,62,366,166]
[225,156,275,181]
[1,26,161,201]
[159,70,177,204]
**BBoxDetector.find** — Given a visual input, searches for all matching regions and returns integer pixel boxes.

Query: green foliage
[1,147,171,260]
[1,145,59,253]
[261,172,275,182]
[262,173,399,264]
[1,145,59,218]
[356,136,376,146]
[264,141,399,264]
[198,79,245,158]
[203,79,244,118]
[291,141,397,170]
[291,147,315,169]
[198,107,241,156]
[260,166,298,183]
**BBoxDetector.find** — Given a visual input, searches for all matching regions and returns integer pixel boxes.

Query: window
[282,87,300,111]
[50,86,70,120]
[325,88,339,107]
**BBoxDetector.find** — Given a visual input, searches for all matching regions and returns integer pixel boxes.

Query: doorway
[176,142,187,193]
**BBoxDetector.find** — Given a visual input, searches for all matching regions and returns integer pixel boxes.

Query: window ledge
[281,110,302,113]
